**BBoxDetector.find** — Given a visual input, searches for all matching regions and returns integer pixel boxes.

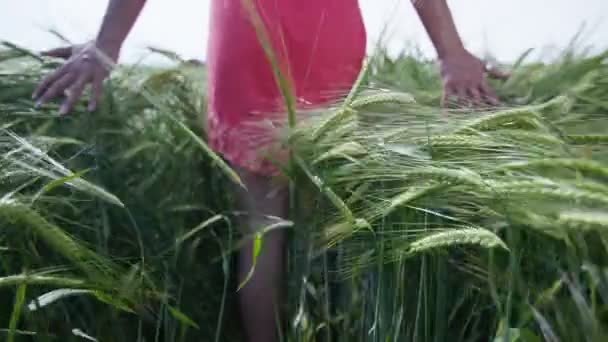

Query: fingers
[468,87,483,107]
[442,86,457,108]
[443,83,500,109]
[32,64,70,100]
[479,81,500,106]
[456,88,470,108]
[41,46,73,59]
[88,78,103,112]
[441,83,475,109]
[36,72,77,106]
[33,43,111,115]
[60,75,90,115]
[485,66,510,81]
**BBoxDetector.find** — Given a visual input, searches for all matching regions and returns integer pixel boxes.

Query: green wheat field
[1,39,608,341]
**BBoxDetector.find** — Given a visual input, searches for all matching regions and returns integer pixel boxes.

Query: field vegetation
[1,39,608,341]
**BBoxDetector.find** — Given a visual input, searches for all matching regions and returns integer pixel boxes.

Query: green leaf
[519,329,542,342]
[253,233,262,259]
[175,215,225,247]
[168,305,200,329]
[493,319,541,342]
[40,169,90,195]
[173,119,245,189]
[8,283,27,342]
[237,232,263,292]
[112,141,159,161]
[92,292,135,313]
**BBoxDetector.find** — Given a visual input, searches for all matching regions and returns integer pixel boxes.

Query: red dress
[206,0,366,175]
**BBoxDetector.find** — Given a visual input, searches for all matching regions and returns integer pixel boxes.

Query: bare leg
[234,167,288,342]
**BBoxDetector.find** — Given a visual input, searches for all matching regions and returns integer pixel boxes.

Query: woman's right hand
[32,41,119,115]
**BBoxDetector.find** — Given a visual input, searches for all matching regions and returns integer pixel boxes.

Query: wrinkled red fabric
[207,0,366,175]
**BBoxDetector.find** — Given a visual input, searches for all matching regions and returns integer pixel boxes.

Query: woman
[32,1,507,340]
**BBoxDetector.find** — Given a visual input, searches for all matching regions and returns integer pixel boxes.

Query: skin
[412,0,509,107]
[32,1,510,341]
[32,0,145,114]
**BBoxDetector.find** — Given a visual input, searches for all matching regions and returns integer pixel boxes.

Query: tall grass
[1,43,242,341]
[1,39,608,342]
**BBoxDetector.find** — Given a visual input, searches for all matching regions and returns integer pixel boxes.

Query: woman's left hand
[438,50,509,108]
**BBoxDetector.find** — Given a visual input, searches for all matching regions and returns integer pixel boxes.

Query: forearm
[95,0,147,55]
[411,0,465,58]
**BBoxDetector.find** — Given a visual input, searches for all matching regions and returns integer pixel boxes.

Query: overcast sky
[2,0,607,64]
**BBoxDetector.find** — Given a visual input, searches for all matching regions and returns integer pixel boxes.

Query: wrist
[95,38,122,60]
[435,42,466,60]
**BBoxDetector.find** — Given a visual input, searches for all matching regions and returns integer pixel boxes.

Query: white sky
[2,0,607,64]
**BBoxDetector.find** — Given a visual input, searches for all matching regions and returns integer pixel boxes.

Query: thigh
[233,167,289,233]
